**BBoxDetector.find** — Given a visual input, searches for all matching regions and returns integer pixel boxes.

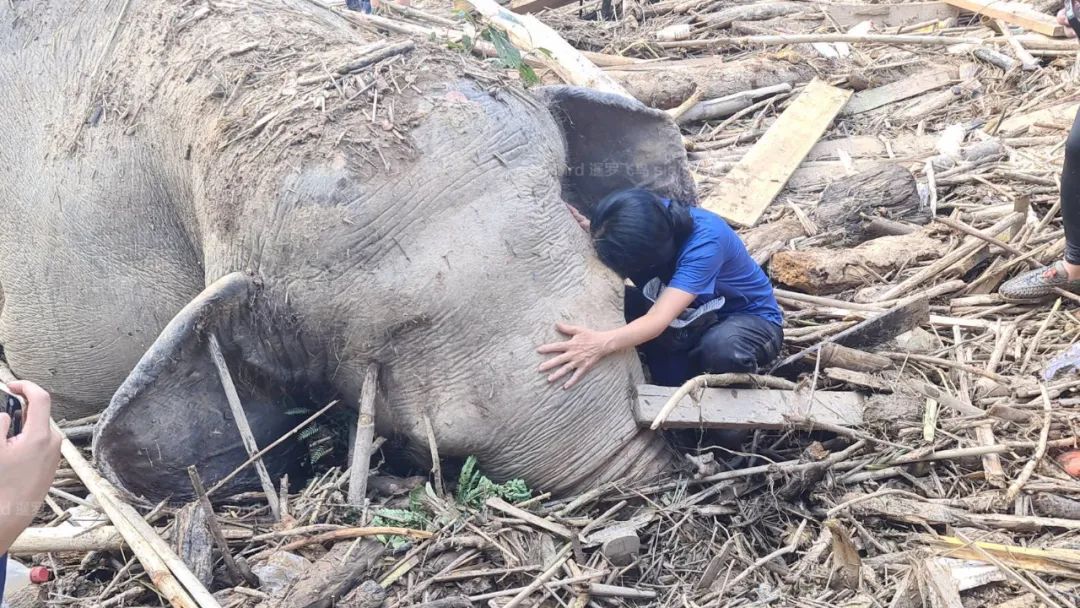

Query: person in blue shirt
[539,188,784,389]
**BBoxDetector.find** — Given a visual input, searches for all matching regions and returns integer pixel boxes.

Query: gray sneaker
[1000,261,1080,302]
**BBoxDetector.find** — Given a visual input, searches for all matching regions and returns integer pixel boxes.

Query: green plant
[456,455,531,508]
[482,27,540,86]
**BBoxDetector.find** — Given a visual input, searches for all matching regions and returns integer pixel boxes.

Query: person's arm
[0,381,62,554]
[537,287,696,389]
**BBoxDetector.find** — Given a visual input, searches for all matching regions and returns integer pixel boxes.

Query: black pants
[1065,111,1080,265]
[625,287,784,387]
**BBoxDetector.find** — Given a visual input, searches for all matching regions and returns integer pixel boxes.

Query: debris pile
[8,0,1080,607]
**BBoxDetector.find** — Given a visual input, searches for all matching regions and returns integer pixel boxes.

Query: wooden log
[9,525,253,555]
[769,230,949,295]
[703,78,851,227]
[280,541,385,608]
[973,46,1018,71]
[348,364,379,506]
[844,492,1080,531]
[842,68,955,115]
[943,0,1065,37]
[676,83,792,124]
[634,385,864,430]
[895,79,983,122]
[208,334,281,520]
[607,56,813,111]
[696,2,806,28]
[812,164,928,245]
[826,2,958,28]
[663,33,987,49]
[464,0,631,98]
[814,343,893,372]
[742,164,925,261]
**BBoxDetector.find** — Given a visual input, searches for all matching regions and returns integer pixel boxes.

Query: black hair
[589,188,695,280]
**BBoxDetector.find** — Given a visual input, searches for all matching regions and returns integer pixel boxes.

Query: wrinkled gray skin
[0,0,695,500]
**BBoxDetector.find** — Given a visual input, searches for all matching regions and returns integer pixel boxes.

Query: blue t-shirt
[655,207,783,326]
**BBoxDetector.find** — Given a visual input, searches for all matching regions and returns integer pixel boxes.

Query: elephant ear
[535,85,697,211]
[93,272,304,502]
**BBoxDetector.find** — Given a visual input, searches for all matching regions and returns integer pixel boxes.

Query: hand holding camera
[0,381,62,554]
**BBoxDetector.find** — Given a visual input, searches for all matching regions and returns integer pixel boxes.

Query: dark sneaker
[1000,261,1080,302]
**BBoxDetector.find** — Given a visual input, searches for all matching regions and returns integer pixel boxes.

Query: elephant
[0,0,696,501]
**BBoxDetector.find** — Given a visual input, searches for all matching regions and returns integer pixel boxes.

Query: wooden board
[703,79,851,227]
[826,2,959,29]
[772,296,930,372]
[835,296,930,349]
[842,69,955,115]
[634,385,864,430]
[509,0,578,14]
[996,101,1079,133]
[943,0,1065,37]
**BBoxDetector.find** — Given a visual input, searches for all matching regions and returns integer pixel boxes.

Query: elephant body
[0,0,694,499]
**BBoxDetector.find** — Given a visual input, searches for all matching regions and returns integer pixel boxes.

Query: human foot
[1000,260,1080,302]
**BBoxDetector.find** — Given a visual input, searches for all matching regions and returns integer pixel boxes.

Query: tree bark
[769,229,948,295]
[742,164,926,262]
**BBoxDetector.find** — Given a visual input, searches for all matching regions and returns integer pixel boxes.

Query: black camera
[0,385,24,438]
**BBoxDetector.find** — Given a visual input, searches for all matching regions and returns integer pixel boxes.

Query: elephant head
[93,79,695,501]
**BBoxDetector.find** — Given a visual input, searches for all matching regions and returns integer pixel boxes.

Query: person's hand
[1059,3,1080,38]
[566,204,591,232]
[537,323,612,389]
[0,381,62,553]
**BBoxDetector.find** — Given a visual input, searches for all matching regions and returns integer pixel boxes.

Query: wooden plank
[703,78,851,227]
[634,385,864,430]
[923,536,1080,578]
[773,297,930,371]
[842,68,955,115]
[996,101,1079,133]
[509,0,578,14]
[826,2,959,29]
[835,296,930,348]
[943,0,1065,37]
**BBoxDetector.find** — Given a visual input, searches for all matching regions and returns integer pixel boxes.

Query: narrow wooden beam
[842,68,954,115]
[702,79,851,227]
[634,385,864,430]
[509,0,578,14]
[944,0,1065,37]
[207,334,281,520]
